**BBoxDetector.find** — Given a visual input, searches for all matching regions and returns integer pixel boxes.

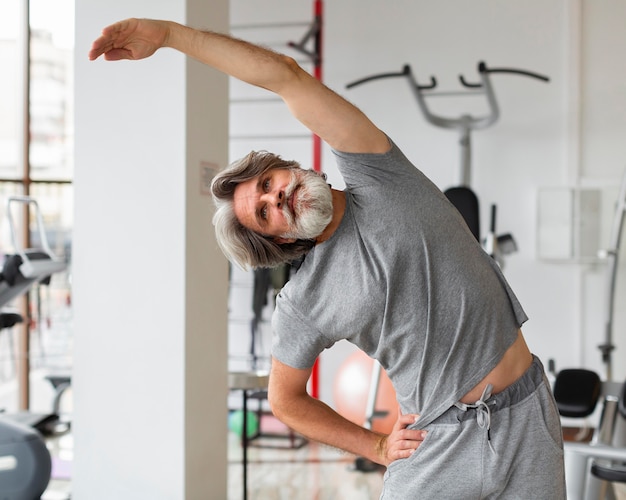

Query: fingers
[89,34,121,61]
[88,38,107,60]
[378,408,426,466]
[103,49,133,61]
[88,42,113,61]
[377,412,427,466]
[392,412,420,431]
[384,426,427,464]
[88,19,134,61]
[101,19,132,37]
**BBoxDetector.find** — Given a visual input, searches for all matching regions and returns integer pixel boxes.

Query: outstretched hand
[88,18,170,62]
[377,407,426,466]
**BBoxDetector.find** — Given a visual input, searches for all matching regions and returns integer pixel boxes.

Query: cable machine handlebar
[460,61,549,87]
[346,65,437,90]
[346,61,549,186]
[346,61,549,132]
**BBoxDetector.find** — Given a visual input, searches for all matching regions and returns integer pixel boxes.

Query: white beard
[280,169,333,240]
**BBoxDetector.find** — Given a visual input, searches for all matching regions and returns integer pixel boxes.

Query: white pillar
[73,1,229,498]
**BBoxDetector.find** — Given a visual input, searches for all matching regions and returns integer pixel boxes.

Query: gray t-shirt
[271,139,527,427]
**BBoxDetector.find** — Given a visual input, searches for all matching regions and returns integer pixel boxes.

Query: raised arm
[89,18,389,154]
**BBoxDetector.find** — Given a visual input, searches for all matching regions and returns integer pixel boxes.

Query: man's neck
[315,189,346,245]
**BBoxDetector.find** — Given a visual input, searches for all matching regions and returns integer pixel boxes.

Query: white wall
[227,0,626,408]
[73,0,229,498]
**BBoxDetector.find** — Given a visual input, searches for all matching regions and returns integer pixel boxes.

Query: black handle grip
[346,65,410,89]
[346,64,437,91]
[490,204,497,233]
[460,61,550,88]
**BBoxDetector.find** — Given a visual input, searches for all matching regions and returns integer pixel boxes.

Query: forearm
[163,21,301,94]
[271,391,387,464]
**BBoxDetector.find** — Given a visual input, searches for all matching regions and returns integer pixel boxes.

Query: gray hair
[211,151,315,269]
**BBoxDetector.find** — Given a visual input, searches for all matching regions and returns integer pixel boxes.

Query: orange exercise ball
[333,350,397,434]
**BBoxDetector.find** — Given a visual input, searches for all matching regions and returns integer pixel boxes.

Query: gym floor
[38,388,626,500]
[41,410,384,499]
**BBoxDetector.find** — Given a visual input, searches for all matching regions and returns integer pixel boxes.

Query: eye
[263,178,270,192]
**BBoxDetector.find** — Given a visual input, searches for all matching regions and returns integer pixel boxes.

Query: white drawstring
[455,384,497,455]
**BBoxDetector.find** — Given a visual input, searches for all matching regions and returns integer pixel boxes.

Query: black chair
[554,368,601,418]
[555,369,626,499]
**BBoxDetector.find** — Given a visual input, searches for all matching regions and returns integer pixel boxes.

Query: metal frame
[346,61,549,186]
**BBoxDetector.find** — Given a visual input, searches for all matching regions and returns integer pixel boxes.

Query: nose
[276,190,284,208]
[262,188,285,209]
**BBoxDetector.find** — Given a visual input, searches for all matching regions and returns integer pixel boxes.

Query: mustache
[282,169,325,222]
[282,171,299,226]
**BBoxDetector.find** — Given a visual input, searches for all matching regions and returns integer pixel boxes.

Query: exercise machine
[347,61,549,266]
[0,196,68,433]
[0,416,51,500]
[0,196,69,498]
[597,169,626,382]
[554,172,626,499]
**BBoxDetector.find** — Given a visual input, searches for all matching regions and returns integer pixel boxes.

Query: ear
[273,236,297,245]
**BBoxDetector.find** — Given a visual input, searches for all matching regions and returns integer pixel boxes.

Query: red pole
[312,0,323,174]
[310,0,323,399]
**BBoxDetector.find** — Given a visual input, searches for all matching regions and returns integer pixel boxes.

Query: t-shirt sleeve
[331,137,419,189]
[271,295,336,369]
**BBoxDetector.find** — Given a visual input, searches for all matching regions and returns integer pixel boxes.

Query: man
[90,18,566,498]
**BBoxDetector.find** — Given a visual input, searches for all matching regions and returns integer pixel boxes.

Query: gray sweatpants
[380,356,566,499]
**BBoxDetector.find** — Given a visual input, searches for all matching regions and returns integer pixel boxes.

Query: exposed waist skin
[459,330,533,405]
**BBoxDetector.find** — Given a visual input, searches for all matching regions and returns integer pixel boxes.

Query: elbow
[280,54,303,76]
[267,381,305,424]
[267,385,286,421]
[267,360,312,424]
[272,55,308,93]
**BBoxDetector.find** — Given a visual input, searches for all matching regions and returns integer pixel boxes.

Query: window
[0,0,73,414]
